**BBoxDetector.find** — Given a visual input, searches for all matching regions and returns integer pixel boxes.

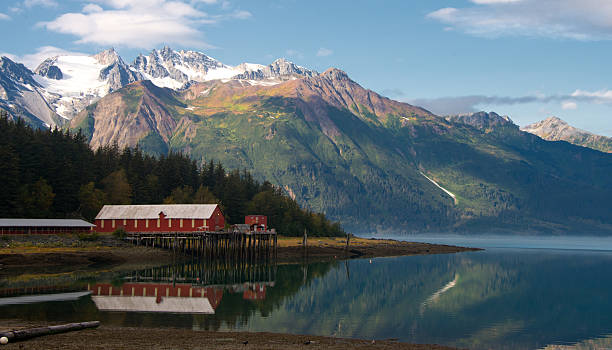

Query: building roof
[95,204,219,220]
[0,219,95,228]
[232,224,250,233]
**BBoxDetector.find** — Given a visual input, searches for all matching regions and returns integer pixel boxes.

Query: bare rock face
[99,62,143,92]
[131,46,228,85]
[521,116,612,153]
[0,56,62,128]
[95,49,144,92]
[93,48,121,66]
[445,112,515,131]
[233,58,317,80]
[297,68,432,124]
[34,57,63,80]
[73,81,177,151]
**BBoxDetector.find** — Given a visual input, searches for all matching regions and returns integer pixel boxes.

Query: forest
[0,114,345,237]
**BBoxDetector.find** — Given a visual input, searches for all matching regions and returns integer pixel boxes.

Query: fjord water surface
[2,236,612,350]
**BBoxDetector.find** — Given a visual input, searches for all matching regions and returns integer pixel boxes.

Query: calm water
[3,236,612,350]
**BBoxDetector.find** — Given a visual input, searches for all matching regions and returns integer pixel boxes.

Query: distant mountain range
[0,47,315,126]
[521,116,612,153]
[1,48,612,234]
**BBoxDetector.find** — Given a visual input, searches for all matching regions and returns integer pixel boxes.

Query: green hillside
[71,73,612,234]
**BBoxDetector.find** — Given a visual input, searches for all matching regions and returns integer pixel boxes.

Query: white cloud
[562,101,577,110]
[39,0,248,49]
[571,89,612,101]
[409,89,612,115]
[24,0,58,7]
[428,0,612,40]
[82,4,103,13]
[0,13,10,20]
[316,47,333,57]
[231,10,251,19]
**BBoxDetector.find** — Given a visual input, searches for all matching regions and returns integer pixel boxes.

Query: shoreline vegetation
[0,233,475,349]
[0,234,480,270]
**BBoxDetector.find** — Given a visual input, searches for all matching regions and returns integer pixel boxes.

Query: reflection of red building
[242,284,267,301]
[245,215,267,231]
[89,283,224,314]
[94,204,225,233]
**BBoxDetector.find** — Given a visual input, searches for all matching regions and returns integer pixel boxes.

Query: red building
[245,215,267,231]
[94,204,225,233]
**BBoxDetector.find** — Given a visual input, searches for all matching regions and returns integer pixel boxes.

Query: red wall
[245,215,267,231]
[94,207,225,233]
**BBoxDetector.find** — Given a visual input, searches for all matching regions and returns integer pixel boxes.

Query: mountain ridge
[0,47,317,126]
[521,116,612,153]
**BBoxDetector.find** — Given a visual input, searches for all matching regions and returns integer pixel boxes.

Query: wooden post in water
[303,229,308,255]
[346,233,351,251]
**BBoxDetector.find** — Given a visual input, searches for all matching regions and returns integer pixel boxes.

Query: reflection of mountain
[540,335,612,350]
[3,251,612,349]
[240,251,612,350]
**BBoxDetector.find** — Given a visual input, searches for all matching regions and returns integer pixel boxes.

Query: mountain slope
[521,117,612,153]
[71,71,612,234]
[0,56,63,128]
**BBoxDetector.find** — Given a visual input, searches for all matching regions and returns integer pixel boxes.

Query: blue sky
[2,0,612,135]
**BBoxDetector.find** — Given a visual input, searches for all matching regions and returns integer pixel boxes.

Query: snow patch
[34,55,108,98]
[420,171,457,204]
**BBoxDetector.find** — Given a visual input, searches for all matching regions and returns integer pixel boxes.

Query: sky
[1,0,612,136]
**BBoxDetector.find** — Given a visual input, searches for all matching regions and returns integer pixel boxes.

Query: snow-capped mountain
[234,58,317,81]
[131,46,317,89]
[32,48,142,121]
[0,46,317,127]
[0,56,62,128]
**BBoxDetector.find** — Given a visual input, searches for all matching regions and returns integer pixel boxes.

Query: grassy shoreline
[0,233,480,269]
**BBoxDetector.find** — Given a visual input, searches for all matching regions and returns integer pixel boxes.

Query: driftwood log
[0,321,100,343]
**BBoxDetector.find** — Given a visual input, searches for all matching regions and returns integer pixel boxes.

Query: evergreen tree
[101,169,132,204]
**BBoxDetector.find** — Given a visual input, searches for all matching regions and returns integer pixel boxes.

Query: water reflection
[1,248,612,350]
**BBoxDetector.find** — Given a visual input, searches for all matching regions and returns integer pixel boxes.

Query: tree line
[0,115,344,237]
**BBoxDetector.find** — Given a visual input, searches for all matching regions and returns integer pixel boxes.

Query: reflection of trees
[242,251,612,350]
[213,262,338,330]
[0,259,338,333]
[3,251,612,350]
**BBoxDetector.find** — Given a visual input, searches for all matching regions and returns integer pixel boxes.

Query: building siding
[94,205,225,233]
